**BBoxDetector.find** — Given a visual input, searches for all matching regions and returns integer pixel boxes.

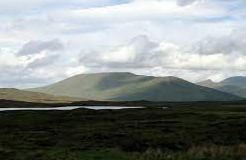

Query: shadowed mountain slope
[221,76,246,88]
[197,78,246,98]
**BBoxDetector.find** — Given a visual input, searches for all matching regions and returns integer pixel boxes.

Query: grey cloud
[18,39,64,55]
[27,54,60,68]
[0,67,48,88]
[177,0,198,6]
[194,31,246,55]
[128,35,158,54]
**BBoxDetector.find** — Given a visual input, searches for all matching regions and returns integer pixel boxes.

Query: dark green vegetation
[28,72,242,101]
[0,101,246,159]
[0,100,71,108]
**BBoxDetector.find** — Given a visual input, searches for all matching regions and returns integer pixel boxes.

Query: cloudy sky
[0,0,246,88]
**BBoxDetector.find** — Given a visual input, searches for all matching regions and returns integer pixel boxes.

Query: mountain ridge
[28,72,242,102]
[221,76,246,88]
[197,78,246,98]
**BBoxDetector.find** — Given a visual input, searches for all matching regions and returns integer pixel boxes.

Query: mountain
[197,79,246,98]
[221,76,246,88]
[196,79,220,88]
[0,88,82,103]
[28,72,242,102]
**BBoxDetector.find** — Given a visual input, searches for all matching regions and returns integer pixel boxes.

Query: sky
[0,0,246,88]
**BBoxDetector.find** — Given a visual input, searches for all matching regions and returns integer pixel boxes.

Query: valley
[1,72,246,160]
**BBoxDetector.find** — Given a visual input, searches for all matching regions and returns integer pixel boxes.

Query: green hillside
[0,88,82,103]
[28,72,242,102]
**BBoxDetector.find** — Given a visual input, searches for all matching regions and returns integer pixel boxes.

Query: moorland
[0,100,245,160]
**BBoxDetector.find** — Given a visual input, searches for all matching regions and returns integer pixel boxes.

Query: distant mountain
[197,78,246,98]
[197,79,220,88]
[28,72,242,102]
[221,76,246,88]
[0,88,82,103]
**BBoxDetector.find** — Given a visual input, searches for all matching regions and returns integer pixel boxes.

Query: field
[0,101,246,160]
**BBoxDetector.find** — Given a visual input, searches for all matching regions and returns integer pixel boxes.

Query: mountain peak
[197,79,215,85]
[196,79,221,88]
[202,79,214,83]
[196,77,246,98]
[76,72,136,77]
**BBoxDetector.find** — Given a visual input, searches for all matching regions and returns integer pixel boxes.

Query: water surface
[0,106,144,112]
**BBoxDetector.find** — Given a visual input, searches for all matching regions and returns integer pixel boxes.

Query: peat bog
[0,100,246,160]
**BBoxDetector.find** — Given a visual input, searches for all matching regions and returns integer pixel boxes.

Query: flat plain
[0,100,246,160]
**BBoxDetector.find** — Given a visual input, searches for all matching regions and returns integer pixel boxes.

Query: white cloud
[0,0,121,11]
[0,39,68,87]
[0,52,22,67]
[0,0,246,87]
[58,0,226,25]
[80,34,246,72]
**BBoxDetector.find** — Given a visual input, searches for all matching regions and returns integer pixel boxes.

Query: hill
[197,78,246,98]
[28,72,242,102]
[221,76,246,88]
[0,88,82,103]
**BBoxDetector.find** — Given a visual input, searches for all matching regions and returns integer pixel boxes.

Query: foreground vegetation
[0,101,246,159]
[2,145,245,160]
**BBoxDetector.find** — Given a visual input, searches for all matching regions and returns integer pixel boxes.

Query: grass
[132,144,246,160]
[1,145,245,160]
[0,101,246,159]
